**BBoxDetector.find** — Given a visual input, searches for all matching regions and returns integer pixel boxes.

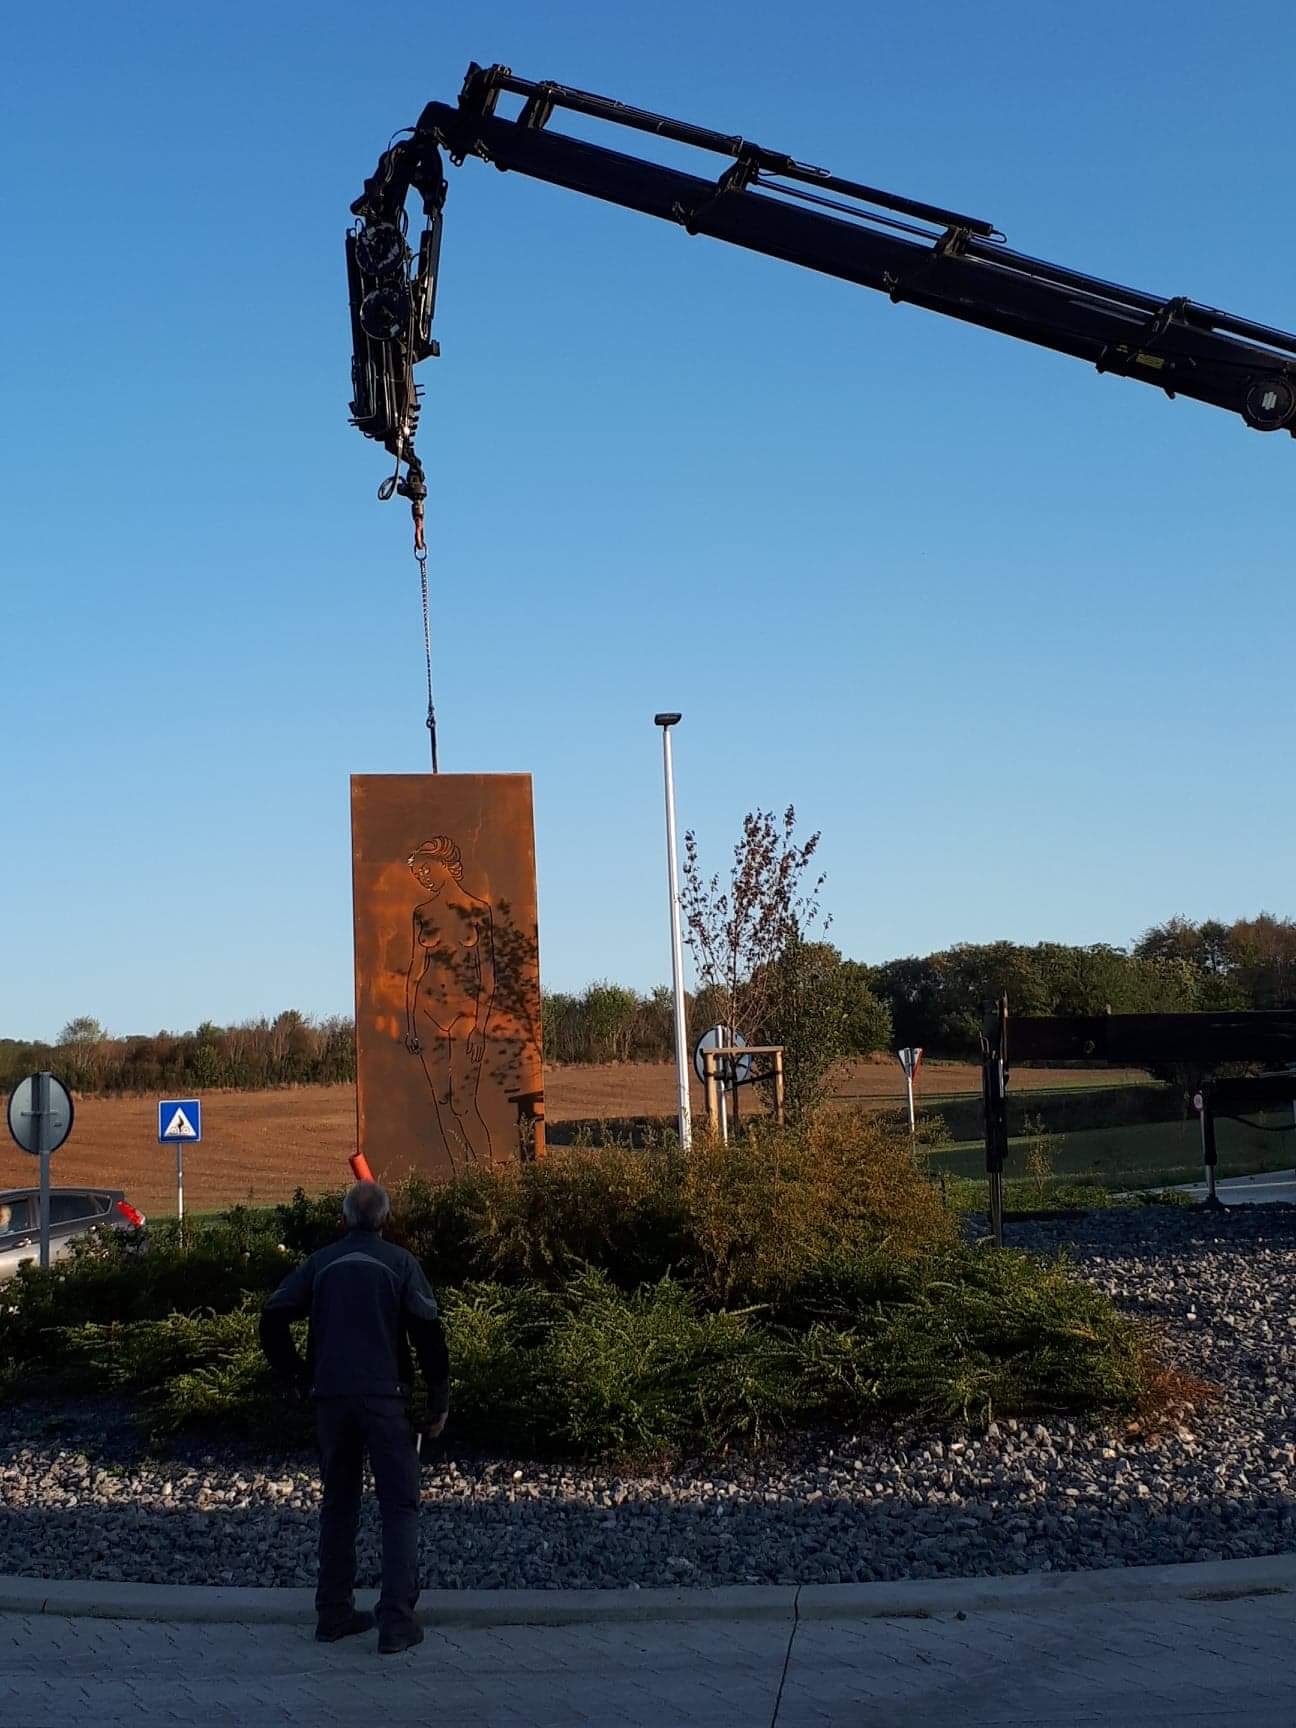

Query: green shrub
[0,1113,1165,1459]
[775,1246,920,1326]
[10,1248,1153,1460]
[426,1272,802,1457]
[276,1154,692,1292]
[275,1110,950,1306]
[383,1157,686,1291]
[535,1270,800,1457]
[0,1225,288,1361]
[156,1344,292,1440]
[842,1247,1146,1423]
[29,1273,809,1458]
[942,1174,1119,1215]
[275,1187,349,1259]
[439,1282,554,1445]
[45,1302,264,1393]
[684,1110,957,1304]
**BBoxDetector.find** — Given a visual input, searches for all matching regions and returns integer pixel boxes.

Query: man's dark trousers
[316,1395,420,1639]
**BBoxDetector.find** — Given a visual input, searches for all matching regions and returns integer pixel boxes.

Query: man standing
[259,1180,449,1654]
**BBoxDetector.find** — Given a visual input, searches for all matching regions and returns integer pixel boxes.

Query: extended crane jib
[347,60,1296,516]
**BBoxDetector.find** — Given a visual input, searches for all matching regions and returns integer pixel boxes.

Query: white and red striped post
[897,1046,924,1138]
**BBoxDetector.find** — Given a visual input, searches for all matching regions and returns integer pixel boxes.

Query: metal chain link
[417,546,438,772]
[365,209,438,770]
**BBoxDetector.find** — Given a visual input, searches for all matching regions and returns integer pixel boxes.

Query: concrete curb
[0,1552,1292,1627]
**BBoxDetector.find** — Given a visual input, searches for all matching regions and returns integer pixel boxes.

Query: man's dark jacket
[259,1227,449,1413]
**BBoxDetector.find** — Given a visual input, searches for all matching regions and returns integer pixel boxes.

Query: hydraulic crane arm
[348,62,1296,533]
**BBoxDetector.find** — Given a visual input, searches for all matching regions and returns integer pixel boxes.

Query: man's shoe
[315,1609,376,1643]
[378,1623,425,1656]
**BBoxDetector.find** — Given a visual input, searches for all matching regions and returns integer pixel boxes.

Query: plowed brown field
[0,1059,1145,1217]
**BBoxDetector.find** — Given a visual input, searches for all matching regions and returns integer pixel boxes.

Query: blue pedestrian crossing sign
[158,1099,202,1143]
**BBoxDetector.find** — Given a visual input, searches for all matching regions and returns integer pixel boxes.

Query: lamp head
[654,712,682,727]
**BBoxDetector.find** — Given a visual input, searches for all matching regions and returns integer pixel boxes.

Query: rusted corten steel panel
[351,773,542,1181]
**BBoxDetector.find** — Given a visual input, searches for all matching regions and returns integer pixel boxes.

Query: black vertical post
[980,1031,995,1168]
[981,996,1008,1247]
[1200,1086,1224,1209]
[35,1071,52,1272]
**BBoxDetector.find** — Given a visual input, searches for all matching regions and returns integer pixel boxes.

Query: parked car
[0,1187,146,1281]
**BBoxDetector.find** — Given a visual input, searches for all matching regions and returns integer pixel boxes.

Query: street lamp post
[655,713,692,1151]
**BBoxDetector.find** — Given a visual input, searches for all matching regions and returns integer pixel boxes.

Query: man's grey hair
[342,1181,391,1231]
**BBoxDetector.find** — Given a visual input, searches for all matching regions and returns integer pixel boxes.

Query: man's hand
[466,1028,485,1065]
[423,1411,448,1441]
[405,1032,421,1055]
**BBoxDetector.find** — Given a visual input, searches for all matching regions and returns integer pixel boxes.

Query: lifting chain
[377,477,437,770]
[371,217,439,770]
[416,523,439,773]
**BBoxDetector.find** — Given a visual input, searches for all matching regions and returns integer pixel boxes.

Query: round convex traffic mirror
[692,1025,754,1086]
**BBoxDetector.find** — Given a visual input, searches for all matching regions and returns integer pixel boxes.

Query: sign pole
[158,1099,201,1239]
[703,1050,719,1133]
[654,714,692,1152]
[7,1071,74,1270]
[897,1047,922,1145]
[719,1024,730,1143]
[1199,1090,1222,1208]
[36,1071,51,1272]
[39,1150,51,1270]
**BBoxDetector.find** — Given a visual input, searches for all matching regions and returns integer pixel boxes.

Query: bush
[776,1244,1148,1425]
[941,1174,1120,1216]
[684,1111,957,1304]
[438,1281,553,1444]
[832,1247,1146,1423]
[18,1251,1150,1458]
[156,1332,293,1439]
[534,1271,800,1456]
[275,1155,691,1292]
[444,1271,799,1458]
[396,1152,692,1291]
[373,1112,950,1303]
[0,1114,1165,1461]
[48,1301,264,1393]
[0,1223,288,1358]
[37,1300,307,1442]
[758,943,894,1121]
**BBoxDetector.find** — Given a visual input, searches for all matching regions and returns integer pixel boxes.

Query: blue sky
[4,2,1294,1042]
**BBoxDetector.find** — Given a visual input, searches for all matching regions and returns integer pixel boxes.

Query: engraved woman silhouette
[403,837,496,1170]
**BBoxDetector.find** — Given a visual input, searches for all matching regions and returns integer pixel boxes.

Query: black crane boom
[347,62,1296,525]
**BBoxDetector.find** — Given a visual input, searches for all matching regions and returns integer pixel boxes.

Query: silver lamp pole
[655,713,692,1151]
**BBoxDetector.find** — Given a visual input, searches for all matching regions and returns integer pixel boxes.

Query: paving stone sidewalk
[1,1589,1292,1726]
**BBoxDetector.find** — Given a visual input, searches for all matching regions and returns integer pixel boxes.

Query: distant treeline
[6,914,1292,1096]
[540,969,891,1068]
[876,913,1296,1056]
[0,1011,356,1097]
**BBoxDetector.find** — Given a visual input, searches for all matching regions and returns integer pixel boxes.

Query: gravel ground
[1,1206,1293,1589]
